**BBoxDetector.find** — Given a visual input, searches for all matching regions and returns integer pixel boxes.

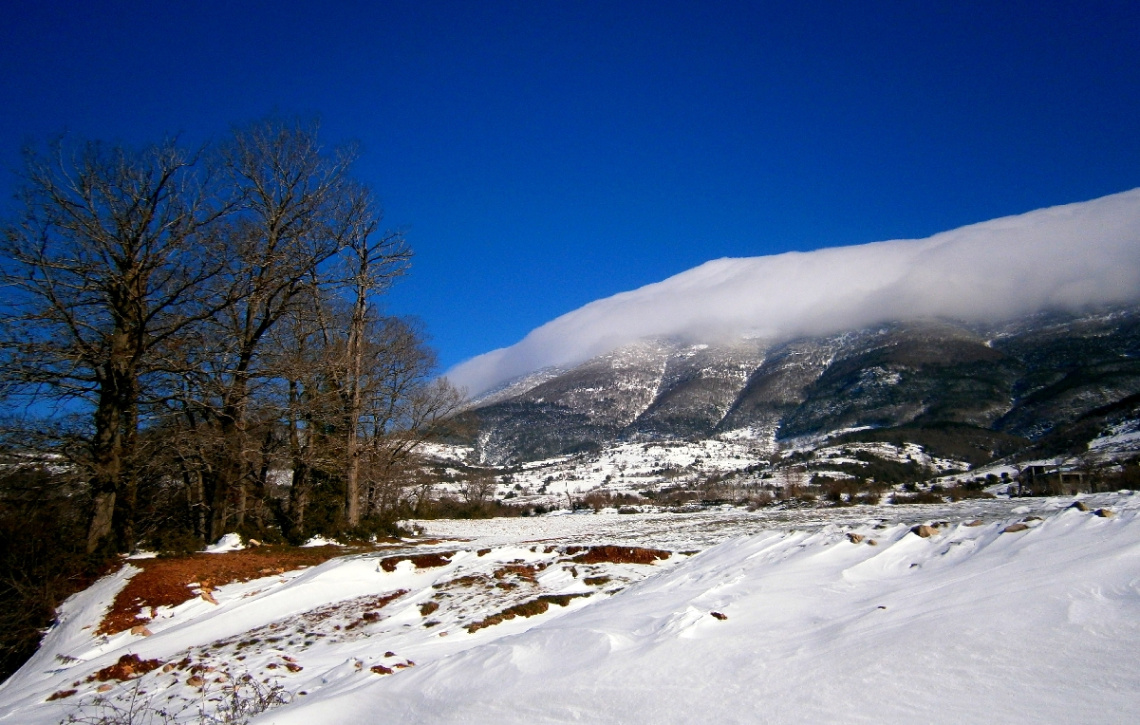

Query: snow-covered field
[2,494,1138,724]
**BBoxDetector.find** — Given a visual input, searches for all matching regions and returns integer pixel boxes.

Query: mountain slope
[448,188,1140,398]
[462,307,1140,464]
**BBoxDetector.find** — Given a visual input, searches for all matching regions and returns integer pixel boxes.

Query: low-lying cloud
[447,188,1140,397]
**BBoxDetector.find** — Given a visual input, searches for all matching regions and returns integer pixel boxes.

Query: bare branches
[1,117,464,551]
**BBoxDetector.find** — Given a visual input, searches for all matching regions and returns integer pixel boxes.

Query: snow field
[263,497,1140,724]
[2,493,1138,724]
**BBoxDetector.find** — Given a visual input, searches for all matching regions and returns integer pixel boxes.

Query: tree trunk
[86,338,135,554]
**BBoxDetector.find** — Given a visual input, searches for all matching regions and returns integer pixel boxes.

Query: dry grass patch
[98,546,362,635]
[378,551,455,572]
[466,593,590,633]
[492,561,547,582]
[89,654,163,682]
[564,546,671,565]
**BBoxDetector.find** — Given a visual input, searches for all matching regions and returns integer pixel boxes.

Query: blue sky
[3,1,1139,372]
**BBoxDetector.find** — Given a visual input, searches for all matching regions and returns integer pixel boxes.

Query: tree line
[0,118,464,555]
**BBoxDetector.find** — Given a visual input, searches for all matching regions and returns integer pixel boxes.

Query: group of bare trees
[0,119,462,554]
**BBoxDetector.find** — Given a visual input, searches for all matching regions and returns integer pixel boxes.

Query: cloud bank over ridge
[447,188,1140,397]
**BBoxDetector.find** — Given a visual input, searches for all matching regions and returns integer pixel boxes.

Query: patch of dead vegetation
[563,546,671,565]
[378,551,455,572]
[97,546,373,635]
[437,574,489,590]
[343,591,408,630]
[466,593,590,633]
[492,561,548,582]
[89,654,163,682]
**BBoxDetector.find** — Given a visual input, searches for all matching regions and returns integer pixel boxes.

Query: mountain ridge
[460,306,1140,465]
[447,188,1140,398]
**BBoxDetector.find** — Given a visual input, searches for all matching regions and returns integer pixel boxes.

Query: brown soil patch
[98,546,364,635]
[437,574,488,589]
[378,551,455,572]
[493,562,548,582]
[343,591,408,630]
[467,593,589,633]
[90,654,163,682]
[564,546,671,565]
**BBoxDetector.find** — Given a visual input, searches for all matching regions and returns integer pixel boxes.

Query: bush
[891,491,945,504]
[0,466,115,683]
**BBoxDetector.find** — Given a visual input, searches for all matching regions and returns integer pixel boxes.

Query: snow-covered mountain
[462,307,1140,465]
[448,188,1140,399]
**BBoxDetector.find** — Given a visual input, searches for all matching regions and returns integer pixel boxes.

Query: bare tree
[334,220,410,527]
[196,118,370,540]
[462,472,497,507]
[1,119,457,549]
[1,138,228,552]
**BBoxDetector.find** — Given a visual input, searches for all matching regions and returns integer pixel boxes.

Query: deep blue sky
[3,1,1139,372]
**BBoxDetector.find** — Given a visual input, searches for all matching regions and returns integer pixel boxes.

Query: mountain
[461,307,1140,465]
[447,188,1140,399]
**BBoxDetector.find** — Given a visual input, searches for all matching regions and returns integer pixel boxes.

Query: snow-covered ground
[2,494,1138,724]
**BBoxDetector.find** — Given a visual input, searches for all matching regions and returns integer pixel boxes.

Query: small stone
[186,675,204,687]
[867,539,878,546]
[911,525,937,538]
[1003,523,1029,533]
[200,590,218,605]
[162,663,175,673]
[130,624,152,637]
[248,538,261,547]
[710,611,728,621]
[846,533,865,544]
[1069,501,1089,512]
[370,664,393,675]
[1095,508,1115,518]
[96,683,114,693]
[964,519,984,527]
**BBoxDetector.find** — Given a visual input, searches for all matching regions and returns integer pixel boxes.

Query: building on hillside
[1017,464,1086,495]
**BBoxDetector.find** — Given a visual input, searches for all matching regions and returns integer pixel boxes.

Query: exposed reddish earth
[98,545,391,635]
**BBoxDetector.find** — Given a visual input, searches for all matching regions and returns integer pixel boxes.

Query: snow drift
[3,496,1139,724]
[447,188,1140,397]
[261,502,1140,724]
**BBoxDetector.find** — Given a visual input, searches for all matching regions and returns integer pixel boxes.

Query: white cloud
[447,188,1140,397]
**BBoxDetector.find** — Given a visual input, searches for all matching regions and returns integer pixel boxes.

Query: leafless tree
[1,138,229,552]
[195,118,370,540]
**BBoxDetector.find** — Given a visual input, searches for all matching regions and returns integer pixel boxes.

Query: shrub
[892,491,945,504]
[0,466,116,683]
